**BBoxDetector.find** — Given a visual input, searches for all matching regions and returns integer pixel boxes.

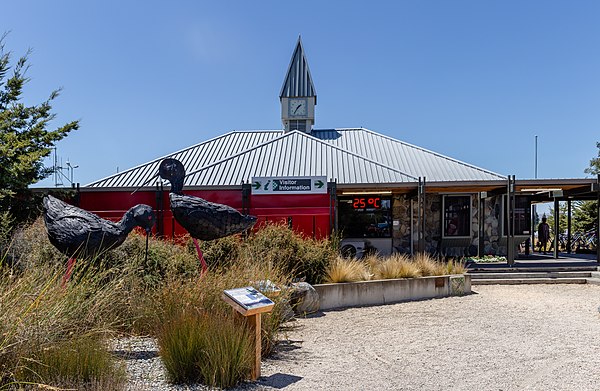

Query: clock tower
[280,37,316,133]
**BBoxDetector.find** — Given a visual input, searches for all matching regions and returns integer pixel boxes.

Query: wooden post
[248,313,262,380]
[222,287,275,381]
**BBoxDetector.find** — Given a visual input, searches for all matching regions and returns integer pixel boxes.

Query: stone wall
[391,193,511,257]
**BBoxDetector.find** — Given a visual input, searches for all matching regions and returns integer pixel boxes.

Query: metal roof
[279,37,316,100]
[312,128,505,182]
[87,131,282,188]
[86,128,505,189]
[184,131,415,186]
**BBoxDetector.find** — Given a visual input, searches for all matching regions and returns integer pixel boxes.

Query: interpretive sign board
[222,286,275,316]
[251,176,327,195]
[222,286,276,380]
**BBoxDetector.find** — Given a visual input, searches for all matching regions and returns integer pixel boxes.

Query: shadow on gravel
[258,373,303,389]
[111,350,159,360]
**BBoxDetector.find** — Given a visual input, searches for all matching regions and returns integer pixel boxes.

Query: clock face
[289,98,307,117]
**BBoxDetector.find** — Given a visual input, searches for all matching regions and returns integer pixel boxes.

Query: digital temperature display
[352,197,381,209]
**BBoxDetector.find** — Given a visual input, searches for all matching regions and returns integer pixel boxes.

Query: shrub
[245,223,336,284]
[200,235,242,270]
[324,257,371,283]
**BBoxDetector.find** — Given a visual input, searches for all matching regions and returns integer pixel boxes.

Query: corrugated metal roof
[279,37,316,100]
[312,128,505,181]
[86,127,505,189]
[184,131,415,186]
[86,131,282,188]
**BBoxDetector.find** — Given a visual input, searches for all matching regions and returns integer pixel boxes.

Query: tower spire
[280,37,317,133]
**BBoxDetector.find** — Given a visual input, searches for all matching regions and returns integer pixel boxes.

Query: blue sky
[2,1,599,187]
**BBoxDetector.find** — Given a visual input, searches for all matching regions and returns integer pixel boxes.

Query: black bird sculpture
[43,195,155,285]
[158,158,257,274]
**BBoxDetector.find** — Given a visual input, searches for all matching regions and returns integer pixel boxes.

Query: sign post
[222,287,275,380]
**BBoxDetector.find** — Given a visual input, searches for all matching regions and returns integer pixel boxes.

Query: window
[289,120,307,132]
[503,195,531,236]
[338,197,392,238]
[443,195,471,237]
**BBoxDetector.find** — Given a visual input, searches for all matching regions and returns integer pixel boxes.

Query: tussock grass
[158,311,252,388]
[325,253,467,283]
[444,259,467,275]
[151,258,288,387]
[324,257,371,283]
[0,261,133,389]
[372,254,421,279]
[16,335,126,390]
[413,252,443,276]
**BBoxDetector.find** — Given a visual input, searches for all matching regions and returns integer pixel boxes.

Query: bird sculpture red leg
[192,238,208,276]
[61,257,76,288]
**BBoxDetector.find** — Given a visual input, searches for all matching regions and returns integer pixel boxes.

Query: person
[538,217,550,254]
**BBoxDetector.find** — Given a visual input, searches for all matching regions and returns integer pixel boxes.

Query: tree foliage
[584,141,600,176]
[569,141,599,237]
[0,35,79,222]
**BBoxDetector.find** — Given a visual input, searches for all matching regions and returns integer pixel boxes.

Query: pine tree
[0,35,79,223]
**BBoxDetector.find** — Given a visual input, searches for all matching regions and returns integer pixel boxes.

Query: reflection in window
[443,195,471,237]
[338,197,392,238]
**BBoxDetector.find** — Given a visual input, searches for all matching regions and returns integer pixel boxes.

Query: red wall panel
[78,189,332,240]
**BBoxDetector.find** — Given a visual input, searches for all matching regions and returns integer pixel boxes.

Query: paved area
[248,284,600,391]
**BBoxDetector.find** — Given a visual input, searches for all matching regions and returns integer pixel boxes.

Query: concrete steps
[468,266,600,285]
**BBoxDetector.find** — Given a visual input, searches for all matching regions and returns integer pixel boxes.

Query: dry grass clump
[413,253,466,276]
[325,253,467,283]
[444,259,467,275]
[372,254,421,279]
[413,252,442,276]
[324,257,371,283]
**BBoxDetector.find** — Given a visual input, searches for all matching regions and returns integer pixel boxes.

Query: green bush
[245,223,336,284]
[199,234,242,270]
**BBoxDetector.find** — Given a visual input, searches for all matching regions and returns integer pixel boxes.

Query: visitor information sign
[251,176,327,195]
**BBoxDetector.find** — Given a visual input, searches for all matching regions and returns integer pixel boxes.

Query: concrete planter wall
[314,274,471,311]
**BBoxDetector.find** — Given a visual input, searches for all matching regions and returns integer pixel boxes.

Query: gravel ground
[115,285,600,390]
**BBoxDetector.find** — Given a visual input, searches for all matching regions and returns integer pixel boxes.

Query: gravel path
[116,285,600,390]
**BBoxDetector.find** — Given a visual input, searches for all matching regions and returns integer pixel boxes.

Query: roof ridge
[182,130,296,179]
[85,131,239,187]
[354,128,506,179]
